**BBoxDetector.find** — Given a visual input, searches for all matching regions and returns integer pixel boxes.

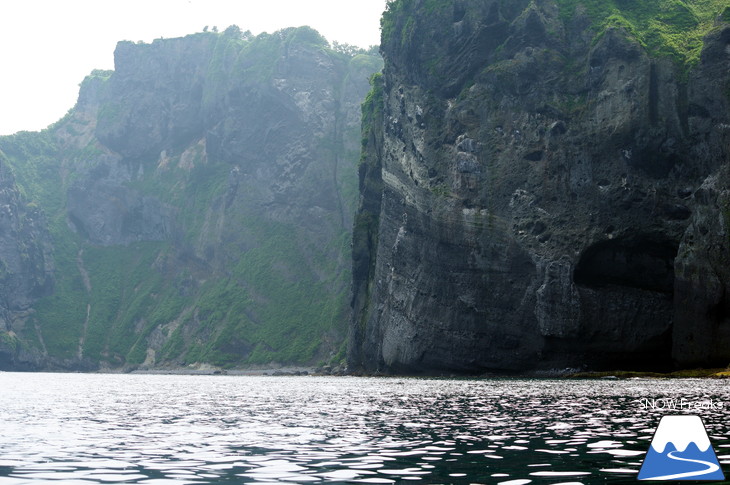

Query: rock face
[0,27,381,370]
[351,0,730,373]
[0,153,53,369]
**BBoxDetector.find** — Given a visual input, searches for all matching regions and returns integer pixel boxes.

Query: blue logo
[638,415,725,481]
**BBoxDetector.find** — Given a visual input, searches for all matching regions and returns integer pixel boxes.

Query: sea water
[0,373,728,484]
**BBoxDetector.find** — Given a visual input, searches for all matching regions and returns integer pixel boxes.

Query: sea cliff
[350,0,730,374]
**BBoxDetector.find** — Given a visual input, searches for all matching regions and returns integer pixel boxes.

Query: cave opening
[574,235,678,294]
[571,234,680,371]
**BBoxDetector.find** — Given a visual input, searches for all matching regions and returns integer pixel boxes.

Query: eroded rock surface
[351,1,730,373]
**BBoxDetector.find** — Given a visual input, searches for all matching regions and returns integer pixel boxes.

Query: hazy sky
[0,0,387,136]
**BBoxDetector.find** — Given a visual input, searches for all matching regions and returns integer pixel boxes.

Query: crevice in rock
[677,81,689,136]
[649,62,659,125]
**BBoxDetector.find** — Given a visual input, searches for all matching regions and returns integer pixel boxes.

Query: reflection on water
[0,373,728,484]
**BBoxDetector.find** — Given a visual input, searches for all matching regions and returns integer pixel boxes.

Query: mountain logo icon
[638,415,725,481]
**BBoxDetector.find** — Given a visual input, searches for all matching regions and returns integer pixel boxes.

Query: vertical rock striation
[351,0,730,373]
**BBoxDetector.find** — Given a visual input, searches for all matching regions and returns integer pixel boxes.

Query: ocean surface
[0,373,728,484]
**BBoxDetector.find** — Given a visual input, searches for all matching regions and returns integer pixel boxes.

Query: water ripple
[0,374,728,483]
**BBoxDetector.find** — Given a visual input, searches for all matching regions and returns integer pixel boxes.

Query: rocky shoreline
[124,365,730,379]
[123,362,347,377]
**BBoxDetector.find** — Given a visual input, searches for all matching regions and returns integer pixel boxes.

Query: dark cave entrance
[572,235,679,370]
[574,236,677,293]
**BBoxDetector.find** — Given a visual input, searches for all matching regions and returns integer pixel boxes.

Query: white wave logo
[638,415,725,481]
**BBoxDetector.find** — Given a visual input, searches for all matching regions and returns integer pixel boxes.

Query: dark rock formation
[351,0,730,374]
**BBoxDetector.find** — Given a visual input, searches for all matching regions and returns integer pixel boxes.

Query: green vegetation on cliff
[558,0,730,69]
[0,26,381,371]
[382,0,729,71]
